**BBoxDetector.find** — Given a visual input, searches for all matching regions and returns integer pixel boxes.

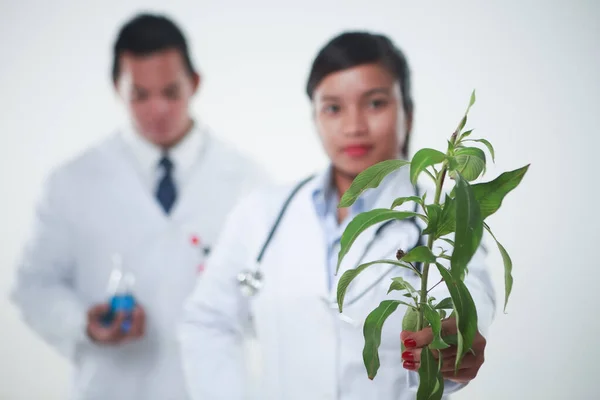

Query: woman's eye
[324,104,341,114]
[164,87,181,100]
[369,99,388,109]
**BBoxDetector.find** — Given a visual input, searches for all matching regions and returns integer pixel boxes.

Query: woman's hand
[400,317,486,383]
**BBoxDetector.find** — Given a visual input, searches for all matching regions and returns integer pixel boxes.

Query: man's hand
[86,303,146,344]
[400,317,486,383]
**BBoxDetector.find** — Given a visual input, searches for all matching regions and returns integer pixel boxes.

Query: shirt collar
[311,155,411,220]
[121,119,205,175]
[311,165,382,220]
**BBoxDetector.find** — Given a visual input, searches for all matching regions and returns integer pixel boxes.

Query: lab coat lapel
[114,133,176,224]
[331,166,419,304]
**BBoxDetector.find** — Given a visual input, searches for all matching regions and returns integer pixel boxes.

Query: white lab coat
[179,166,497,400]
[10,128,270,400]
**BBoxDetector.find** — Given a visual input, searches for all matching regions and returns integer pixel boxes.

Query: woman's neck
[332,168,355,224]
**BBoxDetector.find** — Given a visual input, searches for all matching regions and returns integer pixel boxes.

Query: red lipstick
[343,145,372,157]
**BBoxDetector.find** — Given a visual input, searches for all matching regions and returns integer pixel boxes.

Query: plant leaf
[391,196,423,210]
[363,300,402,379]
[400,246,437,264]
[339,159,410,208]
[484,223,513,313]
[422,204,442,236]
[471,165,530,220]
[337,209,420,273]
[417,346,444,400]
[401,306,419,352]
[466,138,495,163]
[457,116,467,133]
[387,276,417,295]
[402,305,419,331]
[436,263,479,371]
[451,174,483,280]
[337,259,417,312]
[410,149,446,185]
[422,304,449,350]
[451,147,486,182]
[436,196,456,238]
[438,309,447,320]
[460,129,473,140]
[434,297,454,310]
[469,89,476,108]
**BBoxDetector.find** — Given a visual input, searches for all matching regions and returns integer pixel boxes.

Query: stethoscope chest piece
[237,269,263,297]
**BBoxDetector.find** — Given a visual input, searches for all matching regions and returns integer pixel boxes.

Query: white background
[1,1,599,399]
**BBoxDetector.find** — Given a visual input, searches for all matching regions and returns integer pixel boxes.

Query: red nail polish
[404,338,417,348]
[403,360,416,370]
[401,351,414,361]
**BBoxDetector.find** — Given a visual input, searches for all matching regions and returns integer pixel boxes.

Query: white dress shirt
[120,120,206,193]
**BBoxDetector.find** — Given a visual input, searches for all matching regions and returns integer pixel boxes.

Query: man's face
[115,48,199,147]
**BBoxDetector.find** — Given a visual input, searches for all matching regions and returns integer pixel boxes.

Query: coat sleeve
[10,170,91,359]
[178,190,265,400]
[406,241,497,395]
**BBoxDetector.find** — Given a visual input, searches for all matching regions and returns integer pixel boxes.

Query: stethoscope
[237,174,424,314]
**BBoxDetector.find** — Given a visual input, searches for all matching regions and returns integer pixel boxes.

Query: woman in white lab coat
[179,31,496,400]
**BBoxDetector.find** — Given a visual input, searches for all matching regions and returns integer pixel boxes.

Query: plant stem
[417,167,447,330]
[417,132,459,331]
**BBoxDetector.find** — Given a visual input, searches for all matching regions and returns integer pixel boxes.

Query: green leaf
[337,209,420,273]
[442,334,458,346]
[400,246,437,264]
[436,196,456,238]
[434,297,454,310]
[484,223,513,313]
[363,300,402,379]
[391,196,423,210]
[422,304,449,350]
[401,306,419,352]
[436,263,479,371]
[387,276,417,295]
[469,89,476,108]
[402,306,419,331]
[337,259,418,312]
[422,204,442,236]
[417,346,444,400]
[451,174,483,280]
[451,147,486,182]
[438,309,447,320]
[460,129,473,140]
[471,165,530,220]
[339,159,410,208]
[466,138,495,163]
[457,116,467,132]
[410,149,446,185]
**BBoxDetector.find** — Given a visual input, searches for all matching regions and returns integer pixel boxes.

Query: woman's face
[313,63,410,179]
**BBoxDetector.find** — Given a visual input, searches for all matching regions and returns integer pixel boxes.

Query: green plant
[335,90,529,399]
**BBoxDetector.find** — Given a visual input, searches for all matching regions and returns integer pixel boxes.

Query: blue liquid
[100,294,136,333]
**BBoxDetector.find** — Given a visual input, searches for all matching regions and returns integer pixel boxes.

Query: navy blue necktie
[156,155,177,214]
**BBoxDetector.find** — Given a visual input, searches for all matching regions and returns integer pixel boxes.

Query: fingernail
[403,360,416,370]
[404,338,417,348]
[401,351,414,361]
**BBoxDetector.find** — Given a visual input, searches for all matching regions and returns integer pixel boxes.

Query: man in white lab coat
[10,13,269,400]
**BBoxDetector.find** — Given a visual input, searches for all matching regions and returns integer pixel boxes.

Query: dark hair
[111,13,197,83]
[306,31,414,156]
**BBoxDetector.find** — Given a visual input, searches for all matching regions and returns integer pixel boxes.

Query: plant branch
[427,279,444,294]
[417,166,446,330]
[417,134,458,331]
